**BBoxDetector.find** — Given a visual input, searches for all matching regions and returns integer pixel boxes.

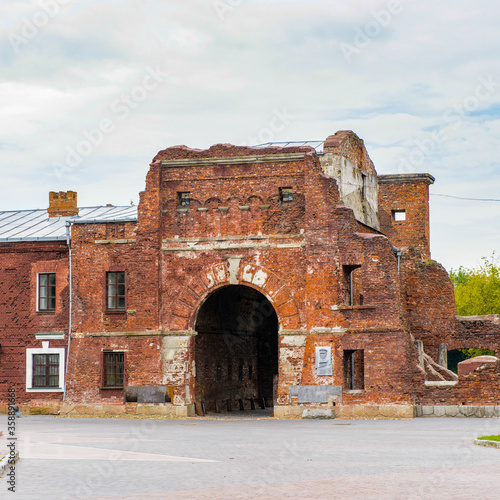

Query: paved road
[1,414,500,499]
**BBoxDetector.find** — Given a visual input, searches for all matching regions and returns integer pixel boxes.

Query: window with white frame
[26,344,65,392]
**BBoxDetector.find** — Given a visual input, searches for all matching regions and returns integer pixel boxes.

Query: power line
[431,193,500,202]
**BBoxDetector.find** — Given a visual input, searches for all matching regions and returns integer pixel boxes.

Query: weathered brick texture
[0,242,68,403]
[378,174,434,258]
[2,131,498,416]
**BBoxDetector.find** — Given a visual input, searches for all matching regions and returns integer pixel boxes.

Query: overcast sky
[1,0,499,271]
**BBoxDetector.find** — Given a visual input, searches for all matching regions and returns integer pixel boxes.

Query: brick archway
[167,260,302,331]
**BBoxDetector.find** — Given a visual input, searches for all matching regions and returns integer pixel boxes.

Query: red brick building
[1,131,499,418]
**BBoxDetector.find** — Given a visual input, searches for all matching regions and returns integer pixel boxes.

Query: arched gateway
[194,285,279,411]
[36,132,473,421]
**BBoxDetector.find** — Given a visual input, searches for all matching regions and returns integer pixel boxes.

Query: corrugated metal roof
[253,140,324,154]
[0,206,137,242]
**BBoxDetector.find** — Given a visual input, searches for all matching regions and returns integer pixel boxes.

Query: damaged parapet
[457,355,499,376]
[319,131,380,230]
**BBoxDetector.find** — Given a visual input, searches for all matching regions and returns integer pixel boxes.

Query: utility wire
[431,193,500,202]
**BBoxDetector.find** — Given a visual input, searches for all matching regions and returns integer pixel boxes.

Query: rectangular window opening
[343,265,360,306]
[279,187,293,203]
[32,353,60,388]
[103,352,125,388]
[38,273,56,311]
[361,173,367,201]
[343,349,364,390]
[106,271,126,310]
[177,191,191,207]
[392,209,406,221]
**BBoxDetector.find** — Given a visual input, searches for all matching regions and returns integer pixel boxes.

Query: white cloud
[0,0,499,269]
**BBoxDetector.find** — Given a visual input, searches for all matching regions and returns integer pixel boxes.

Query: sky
[1,0,499,271]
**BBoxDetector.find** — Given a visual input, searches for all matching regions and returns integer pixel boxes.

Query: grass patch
[477,435,500,441]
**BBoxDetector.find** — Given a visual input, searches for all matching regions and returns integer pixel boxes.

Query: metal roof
[0,205,137,242]
[253,140,324,154]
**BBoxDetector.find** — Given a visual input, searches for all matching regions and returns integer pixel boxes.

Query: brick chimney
[48,191,79,217]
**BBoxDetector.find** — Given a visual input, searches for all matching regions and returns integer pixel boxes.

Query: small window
[279,187,293,203]
[344,349,364,390]
[106,271,126,310]
[343,265,360,306]
[26,347,65,392]
[103,352,125,388]
[178,191,191,207]
[361,173,368,200]
[32,353,60,388]
[392,209,406,221]
[38,273,56,311]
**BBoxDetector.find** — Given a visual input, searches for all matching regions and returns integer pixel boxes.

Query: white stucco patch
[215,266,226,282]
[252,269,267,286]
[281,335,307,347]
[227,257,241,285]
[242,264,253,282]
[206,273,214,288]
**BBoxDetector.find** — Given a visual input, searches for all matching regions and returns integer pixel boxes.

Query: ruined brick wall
[155,144,414,407]
[378,174,434,258]
[323,130,376,175]
[399,251,458,358]
[400,255,500,360]
[298,331,415,405]
[64,142,417,408]
[3,133,499,415]
[0,241,68,402]
[450,315,500,352]
[416,361,500,406]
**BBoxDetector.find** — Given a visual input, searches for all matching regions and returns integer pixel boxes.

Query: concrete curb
[474,439,500,449]
[0,451,19,476]
[302,409,335,419]
[416,405,500,418]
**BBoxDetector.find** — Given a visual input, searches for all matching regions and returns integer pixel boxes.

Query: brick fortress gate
[2,130,499,419]
[62,133,419,418]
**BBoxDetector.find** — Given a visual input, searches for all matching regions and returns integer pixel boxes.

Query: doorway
[194,285,279,413]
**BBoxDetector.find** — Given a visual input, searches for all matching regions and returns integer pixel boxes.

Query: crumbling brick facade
[1,130,499,418]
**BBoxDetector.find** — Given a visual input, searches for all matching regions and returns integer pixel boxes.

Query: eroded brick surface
[2,131,499,415]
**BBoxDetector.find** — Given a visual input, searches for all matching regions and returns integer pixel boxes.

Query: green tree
[449,253,500,316]
[448,253,499,369]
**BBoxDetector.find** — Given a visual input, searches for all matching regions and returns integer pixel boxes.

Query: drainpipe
[350,351,355,390]
[349,271,354,307]
[63,221,73,402]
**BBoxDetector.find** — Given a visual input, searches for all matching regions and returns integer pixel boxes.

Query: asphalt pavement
[1,413,500,499]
